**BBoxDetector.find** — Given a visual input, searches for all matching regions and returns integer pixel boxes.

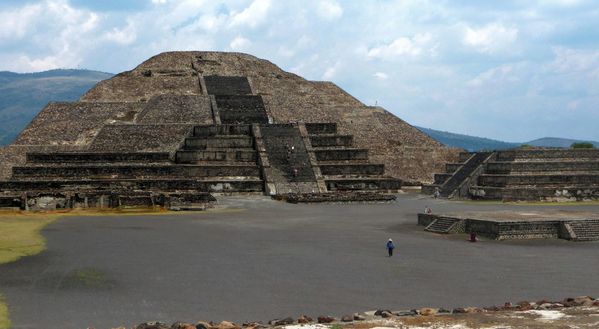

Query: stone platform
[418,210,599,241]
[424,149,599,201]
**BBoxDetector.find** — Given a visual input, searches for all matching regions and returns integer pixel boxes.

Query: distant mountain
[416,126,599,151]
[526,137,599,148]
[0,69,113,145]
[415,126,520,151]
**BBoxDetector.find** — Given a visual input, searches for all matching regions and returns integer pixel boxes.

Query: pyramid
[0,51,459,209]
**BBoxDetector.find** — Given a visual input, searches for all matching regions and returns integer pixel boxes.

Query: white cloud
[103,21,137,45]
[152,0,168,4]
[373,72,388,80]
[229,0,272,28]
[230,36,252,51]
[0,3,42,40]
[463,23,518,54]
[367,33,434,59]
[468,64,520,87]
[317,0,343,20]
[322,62,341,80]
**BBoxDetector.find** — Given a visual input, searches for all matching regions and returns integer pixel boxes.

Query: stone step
[26,152,171,164]
[204,75,252,95]
[12,165,261,179]
[568,220,599,241]
[439,152,492,197]
[478,174,599,187]
[309,134,353,147]
[325,177,401,191]
[193,124,252,137]
[486,161,599,174]
[215,95,269,124]
[313,148,369,161]
[319,163,385,176]
[425,217,459,233]
[184,136,254,150]
[176,149,257,163]
[305,123,337,135]
[0,178,265,193]
[468,185,599,201]
[495,149,599,161]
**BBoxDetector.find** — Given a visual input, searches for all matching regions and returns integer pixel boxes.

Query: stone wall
[14,102,143,146]
[136,95,213,124]
[89,124,193,153]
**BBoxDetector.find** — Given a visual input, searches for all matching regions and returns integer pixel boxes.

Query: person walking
[386,238,395,257]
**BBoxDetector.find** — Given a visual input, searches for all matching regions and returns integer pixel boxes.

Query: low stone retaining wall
[273,192,396,203]
[126,295,599,329]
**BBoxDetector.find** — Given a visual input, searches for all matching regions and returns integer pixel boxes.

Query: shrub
[571,142,595,149]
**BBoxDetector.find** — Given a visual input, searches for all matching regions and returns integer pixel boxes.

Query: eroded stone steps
[25,152,171,163]
[486,161,599,173]
[496,149,599,161]
[0,178,264,193]
[305,123,338,134]
[193,124,252,137]
[319,163,385,176]
[309,134,353,147]
[183,135,254,150]
[176,149,257,163]
[425,217,459,233]
[325,177,402,191]
[568,220,599,241]
[469,185,599,201]
[478,174,599,187]
[313,148,369,161]
[11,164,261,179]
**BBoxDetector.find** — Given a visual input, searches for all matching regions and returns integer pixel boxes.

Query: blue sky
[0,0,598,142]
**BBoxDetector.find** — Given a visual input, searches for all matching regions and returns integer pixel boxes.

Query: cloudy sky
[1,0,598,142]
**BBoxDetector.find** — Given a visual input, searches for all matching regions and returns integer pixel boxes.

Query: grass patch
[0,295,9,329]
[0,213,58,265]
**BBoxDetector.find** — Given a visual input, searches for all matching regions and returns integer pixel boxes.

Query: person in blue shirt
[386,238,395,257]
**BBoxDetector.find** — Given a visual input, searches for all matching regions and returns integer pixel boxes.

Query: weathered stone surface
[216,321,240,329]
[135,322,170,329]
[296,315,312,324]
[268,317,293,326]
[340,315,353,322]
[79,51,459,183]
[419,308,438,316]
[317,316,335,323]
[171,322,196,329]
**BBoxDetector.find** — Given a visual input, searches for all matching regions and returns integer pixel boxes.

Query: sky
[0,0,598,142]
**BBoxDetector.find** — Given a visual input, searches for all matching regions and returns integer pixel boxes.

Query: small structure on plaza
[418,210,599,241]
[423,149,599,201]
[0,51,460,210]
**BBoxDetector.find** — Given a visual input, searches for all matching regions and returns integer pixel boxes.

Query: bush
[571,142,595,149]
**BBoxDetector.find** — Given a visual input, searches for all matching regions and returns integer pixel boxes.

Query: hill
[0,69,113,145]
[415,126,519,151]
[416,126,599,151]
[526,137,599,148]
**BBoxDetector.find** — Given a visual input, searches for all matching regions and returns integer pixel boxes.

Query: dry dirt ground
[0,192,598,328]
